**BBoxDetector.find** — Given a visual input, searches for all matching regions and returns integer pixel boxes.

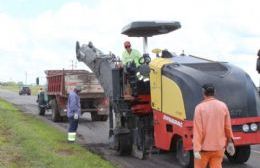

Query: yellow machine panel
[162,76,186,120]
[149,58,172,111]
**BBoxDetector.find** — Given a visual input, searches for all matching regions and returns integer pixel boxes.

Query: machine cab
[120,21,181,98]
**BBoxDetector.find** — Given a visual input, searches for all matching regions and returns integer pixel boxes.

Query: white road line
[252,150,260,154]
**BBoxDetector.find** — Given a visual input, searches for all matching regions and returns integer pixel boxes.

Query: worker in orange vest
[193,83,235,168]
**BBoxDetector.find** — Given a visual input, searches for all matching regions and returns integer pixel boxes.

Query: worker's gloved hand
[73,113,79,120]
[193,151,201,160]
[226,142,235,156]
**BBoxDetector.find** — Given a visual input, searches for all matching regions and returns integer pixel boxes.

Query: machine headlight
[136,72,144,80]
[242,124,250,132]
[143,77,150,82]
[250,123,258,132]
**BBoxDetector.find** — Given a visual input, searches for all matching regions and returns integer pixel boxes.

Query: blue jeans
[68,117,79,132]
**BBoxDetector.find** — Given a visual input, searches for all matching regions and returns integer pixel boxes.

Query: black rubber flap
[121,21,181,37]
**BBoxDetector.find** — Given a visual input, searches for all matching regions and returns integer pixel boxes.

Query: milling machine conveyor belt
[76,41,118,98]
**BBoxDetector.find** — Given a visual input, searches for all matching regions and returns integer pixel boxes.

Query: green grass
[0,85,19,93]
[0,99,115,168]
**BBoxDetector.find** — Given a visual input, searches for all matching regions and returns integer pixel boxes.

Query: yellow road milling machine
[76,21,260,167]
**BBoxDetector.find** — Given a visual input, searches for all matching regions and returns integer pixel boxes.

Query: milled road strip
[1,89,260,168]
[252,150,260,155]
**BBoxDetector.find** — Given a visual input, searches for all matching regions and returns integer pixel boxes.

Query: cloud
[0,13,27,52]
[0,0,260,86]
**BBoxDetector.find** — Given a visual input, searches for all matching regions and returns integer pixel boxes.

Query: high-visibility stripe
[68,132,76,141]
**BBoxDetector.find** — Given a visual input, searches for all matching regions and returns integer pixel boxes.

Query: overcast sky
[0,0,260,86]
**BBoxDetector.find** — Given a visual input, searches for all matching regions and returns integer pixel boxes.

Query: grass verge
[0,85,43,96]
[0,85,19,93]
[0,99,115,168]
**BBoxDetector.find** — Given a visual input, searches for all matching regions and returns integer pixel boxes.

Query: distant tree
[17,81,24,86]
[6,81,17,86]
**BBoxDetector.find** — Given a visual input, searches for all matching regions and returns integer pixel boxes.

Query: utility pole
[71,60,74,70]
[70,60,77,70]
[25,72,27,85]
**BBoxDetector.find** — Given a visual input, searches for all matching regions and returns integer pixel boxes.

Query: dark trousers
[68,117,79,132]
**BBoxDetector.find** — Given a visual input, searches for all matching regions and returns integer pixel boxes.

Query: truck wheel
[62,116,68,122]
[91,114,108,121]
[38,106,45,116]
[50,100,61,122]
[226,145,251,164]
[100,115,108,121]
[117,133,132,156]
[176,138,193,168]
[91,112,99,121]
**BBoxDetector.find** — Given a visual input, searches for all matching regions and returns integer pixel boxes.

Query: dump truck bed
[45,70,104,98]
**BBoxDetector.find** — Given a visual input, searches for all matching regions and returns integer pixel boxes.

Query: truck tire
[176,138,193,168]
[117,133,132,156]
[62,116,68,122]
[50,100,61,122]
[38,106,45,116]
[100,115,108,121]
[91,113,108,121]
[226,145,251,164]
[91,112,99,121]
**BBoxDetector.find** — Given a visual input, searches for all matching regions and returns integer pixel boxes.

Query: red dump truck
[44,70,108,122]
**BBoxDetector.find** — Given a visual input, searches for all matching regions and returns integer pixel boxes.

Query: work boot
[67,132,76,143]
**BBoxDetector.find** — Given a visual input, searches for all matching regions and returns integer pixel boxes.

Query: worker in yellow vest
[122,41,142,67]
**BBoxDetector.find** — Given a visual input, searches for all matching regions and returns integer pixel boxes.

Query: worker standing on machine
[122,41,142,66]
[122,41,142,96]
[193,83,235,168]
[67,85,81,143]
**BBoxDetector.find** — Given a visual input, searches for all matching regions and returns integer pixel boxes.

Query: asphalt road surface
[0,88,259,168]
